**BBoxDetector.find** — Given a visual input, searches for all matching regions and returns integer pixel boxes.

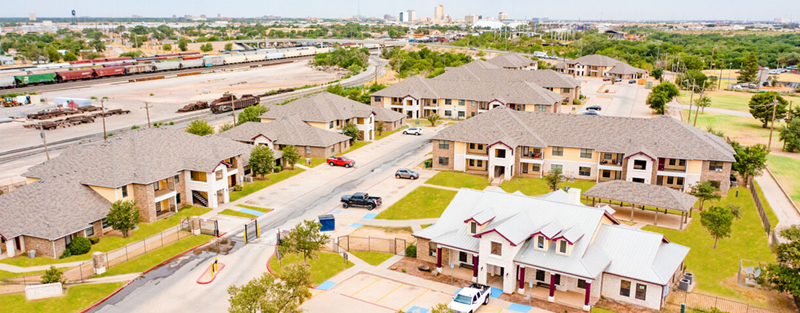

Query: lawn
[0,269,45,280]
[237,205,272,213]
[375,125,408,141]
[307,158,327,168]
[500,177,597,197]
[679,91,752,112]
[689,111,784,141]
[753,181,780,227]
[420,224,431,229]
[426,171,490,190]
[336,141,371,156]
[375,186,458,220]
[767,154,800,207]
[95,235,212,278]
[230,168,305,201]
[351,251,394,266]
[0,206,211,267]
[219,209,257,219]
[0,282,124,313]
[268,251,353,285]
[642,187,775,301]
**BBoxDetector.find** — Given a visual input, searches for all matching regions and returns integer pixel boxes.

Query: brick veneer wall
[415,238,449,266]
[133,183,157,223]
[432,140,455,170]
[174,172,188,207]
[700,161,732,194]
[303,141,349,159]
[23,235,63,259]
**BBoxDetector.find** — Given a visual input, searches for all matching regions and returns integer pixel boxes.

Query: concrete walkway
[80,273,142,285]
[669,103,753,118]
[756,173,800,229]
[0,260,86,273]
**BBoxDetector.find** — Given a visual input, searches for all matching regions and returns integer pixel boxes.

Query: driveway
[579,78,646,118]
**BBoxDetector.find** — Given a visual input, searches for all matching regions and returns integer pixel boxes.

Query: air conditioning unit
[715,169,723,172]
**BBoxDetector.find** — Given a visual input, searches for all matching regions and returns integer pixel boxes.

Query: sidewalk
[0,260,86,273]
[755,173,800,229]
[80,273,142,285]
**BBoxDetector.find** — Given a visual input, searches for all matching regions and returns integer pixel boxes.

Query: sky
[2,0,798,22]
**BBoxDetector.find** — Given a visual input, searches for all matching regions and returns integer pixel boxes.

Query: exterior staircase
[192,190,209,207]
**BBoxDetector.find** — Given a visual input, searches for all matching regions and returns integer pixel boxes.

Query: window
[677,177,684,185]
[531,164,540,172]
[667,176,674,185]
[579,167,591,177]
[329,121,334,128]
[459,251,468,263]
[522,163,528,174]
[154,182,160,191]
[155,201,162,212]
[176,193,181,204]
[469,221,477,234]
[602,170,612,178]
[679,159,686,166]
[429,242,437,257]
[668,159,676,166]
[535,270,545,281]
[306,146,311,155]
[174,174,180,184]
[458,111,465,118]
[102,218,111,229]
[620,280,631,297]
[578,279,587,289]
[438,157,449,166]
[433,99,438,104]
[633,160,647,170]
[438,140,450,149]
[538,105,547,112]
[477,144,484,150]
[495,149,506,159]
[490,242,502,256]
[709,161,724,171]
[86,226,94,237]
[477,160,484,168]
[536,235,545,250]
[331,146,335,152]
[554,274,561,285]
[373,96,382,102]
[552,147,564,156]
[635,284,647,300]
[603,153,613,160]
[458,99,465,106]
[444,110,452,117]
[580,149,593,159]
[551,164,563,172]
[709,180,721,189]
[468,159,475,167]
[469,143,475,150]
[557,240,568,254]
[445,99,452,105]
[337,120,341,126]
[121,185,128,198]
[65,234,72,246]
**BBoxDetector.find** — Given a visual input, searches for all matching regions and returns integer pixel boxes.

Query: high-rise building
[478,15,483,20]
[465,15,478,23]
[28,13,36,21]
[499,12,509,20]
[407,10,416,22]
[398,11,406,22]
[384,14,393,20]
[434,5,444,21]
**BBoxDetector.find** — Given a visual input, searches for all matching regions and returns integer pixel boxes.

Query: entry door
[14,237,21,251]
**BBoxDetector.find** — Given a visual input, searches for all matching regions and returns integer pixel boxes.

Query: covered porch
[515,265,599,311]
[583,180,697,230]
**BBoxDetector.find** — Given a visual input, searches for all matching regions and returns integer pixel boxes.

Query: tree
[282,145,301,170]
[780,118,800,152]
[227,264,312,313]
[200,43,214,52]
[651,67,664,82]
[430,303,454,313]
[426,113,442,127]
[738,51,759,83]
[185,119,214,136]
[689,181,721,211]
[218,122,235,133]
[249,146,275,178]
[732,143,769,185]
[63,52,78,61]
[653,81,679,99]
[748,92,788,128]
[544,167,564,191]
[224,43,233,51]
[277,220,331,265]
[763,226,800,300]
[646,90,670,115]
[162,43,172,51]
[107,200,139,238]
[375,121,385,136]
[342,122,360,143]
[696,95,712,113]
[41,266,66,285]
[700,206,735,248]
[236,105,268,125]
[178,38,188,51]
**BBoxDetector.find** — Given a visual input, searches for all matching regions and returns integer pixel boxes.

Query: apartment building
[556,54,648,79]
[260,92,376,141]
[371,76,562,119]
[414,188,688,311]
[485,52,538,70]
[217,117,350,159]
[431,108,736,194]
[1,128,252,259]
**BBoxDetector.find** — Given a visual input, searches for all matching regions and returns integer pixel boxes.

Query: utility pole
[100,99,108,140]
[785,101,793,151]
[40,126,50,160]
[142,102,152,128]
[685,78,696,123]
[374,65,378,85]
[768,98,778,150]
[230,96,237,126]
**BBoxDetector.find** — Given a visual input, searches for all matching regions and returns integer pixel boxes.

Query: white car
[448,283,491,313]
[403,127,423,136]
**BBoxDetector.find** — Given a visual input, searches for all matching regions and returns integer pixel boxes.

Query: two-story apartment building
[555,54,648,79]
[431,107,736,194]
[485,52,538,70]
[217,117,351,158]
[371,76,562,119]
[414,188,689,311]
[0,128,253,259]
[259,92,376,141]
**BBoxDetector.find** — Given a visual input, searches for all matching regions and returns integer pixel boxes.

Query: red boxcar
[68,60,93,65]
[179,52,200,56]
[181,55,202,60]
[90,58,108,63]
[104,62,133,67]
[56,69,95,82]
[95,67,125,77]
[105,57,133,62]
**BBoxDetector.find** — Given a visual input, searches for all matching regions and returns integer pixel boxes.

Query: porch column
[548,273,556,302]
[583,282,592,311]
[630,203,634,221]
[5,239,14,258]
[436,247,442,272]
[472,254,478,282]
[518,266,525,294]
[654,207,659,226]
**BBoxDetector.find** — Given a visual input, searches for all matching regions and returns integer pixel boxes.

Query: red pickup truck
[327,156,355,168]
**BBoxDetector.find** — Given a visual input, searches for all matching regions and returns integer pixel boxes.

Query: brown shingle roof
[486,53,536,69]
[566,54,646,75]
[216,117,350,148]
[435,67,581,89]
[371,105,405,123]
[372,76,562,106]
[584,181,698,213]
[431,107,736,162]
[259,92,375,123]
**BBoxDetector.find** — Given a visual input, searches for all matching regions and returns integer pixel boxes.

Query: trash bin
[319,214,335,232]
[424,159,432,168]
[27,250,36,259]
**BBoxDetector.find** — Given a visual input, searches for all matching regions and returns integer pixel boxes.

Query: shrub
[402,268,407,273]
[572,98,581,105]
[274,164,283,172]
[405,244,417,258]
[89,237,100,245]
[59,249,72,259]
[131,125,140,130]
[68,237,92,255]
[41,266,66,285]
[233,185,243,192]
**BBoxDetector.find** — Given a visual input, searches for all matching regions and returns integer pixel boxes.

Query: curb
[79,279,136,313]
[197,263,226,285]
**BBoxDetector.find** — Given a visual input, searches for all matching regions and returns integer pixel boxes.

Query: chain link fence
[336,235,407,255]
[667,290,779,313]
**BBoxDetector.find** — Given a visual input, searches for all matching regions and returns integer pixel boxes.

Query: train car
[179,59,204,69]
[265,52,284,60]
[181,55,202,61]
[0,76,16,88]
[246,54,266,62]
[283,50,302,58]
[14,73,58,85]
[105,57,133,63]
[178,52,199,56]
[153,61,181,71]
[95,67,126,77]
[104,62,133,68]
[56,69,95,82]
[68,60,93,66]
[222,54,249,64]
[202,55,224,67]
[125,64,154,74]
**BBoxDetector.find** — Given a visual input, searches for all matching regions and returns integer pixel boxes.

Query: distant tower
[71,10,77,25]
[499,12,509,20]
[407,10,416,22]
[28,13,36,21]
[434,5,444,21]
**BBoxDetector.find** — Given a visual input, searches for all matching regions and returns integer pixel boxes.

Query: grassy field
[688,111,784,146]
[95,235,212,278]
[375,125,409,141]
[230,168,305,201]
[375,186,458,220]
[426,171,490,190]
[767,154,800,207]
[0,206,210,267]
[500,177,597,197]
[236,205,272,213]
[336,141,371,156]
[351,251,394,266]
[307,158,327,168]
[268,252,353,285]
[219,209,257,219]
[643,187,775,301]
[420,224,431,229]
[679,91,751,112]
[0,282,124,313]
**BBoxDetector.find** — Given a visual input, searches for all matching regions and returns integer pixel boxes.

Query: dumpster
[319,214,335,232]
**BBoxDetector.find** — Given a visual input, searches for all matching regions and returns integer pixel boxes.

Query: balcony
[598,169,622,182]
[520,147,544,160]
[658,158,687,173]
[599,153,624,167]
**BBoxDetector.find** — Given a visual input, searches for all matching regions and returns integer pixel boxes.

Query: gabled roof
[486,53,535,69]
[584,181,699,213]
[259,92,375,123]
[567,54,624,67]
[435,67,581,89]
[371,105,405,123]
[465,208,496,224]
[216,117,350,148]
[431,107,736,162]
[372,75,562,106]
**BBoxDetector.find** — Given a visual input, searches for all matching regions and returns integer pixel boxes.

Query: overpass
[234,38,407,49]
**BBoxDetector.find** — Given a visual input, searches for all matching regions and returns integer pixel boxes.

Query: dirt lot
[345,226,415,255]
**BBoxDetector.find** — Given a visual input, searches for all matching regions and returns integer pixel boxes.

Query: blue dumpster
[319,214,335,232]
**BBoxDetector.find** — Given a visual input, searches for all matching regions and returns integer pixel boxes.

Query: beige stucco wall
[600,273,664,310]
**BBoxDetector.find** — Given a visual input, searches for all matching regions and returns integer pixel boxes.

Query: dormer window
[557,239,569,255]
[469,221,477,235]
[535,235,547,250]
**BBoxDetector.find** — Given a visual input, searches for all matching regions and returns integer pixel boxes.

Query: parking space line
[350,277,382,297]
[399,289,429,311]
[374,283,405,304]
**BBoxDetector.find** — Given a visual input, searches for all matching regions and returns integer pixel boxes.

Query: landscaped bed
[500,177,597,197]
[375,186,457,220]
[230,168,305,201]
[268,251,353,285]
[426,171,489,190]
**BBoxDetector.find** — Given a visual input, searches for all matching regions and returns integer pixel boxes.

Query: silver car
[403,127,423,136]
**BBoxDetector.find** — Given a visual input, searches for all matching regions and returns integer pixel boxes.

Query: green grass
[268,252,353,285]
[0,269,45,280]
[375,126,409,141]
[590,308,617,313]
[679,92,752,112]
[306,158,327,168]
[230,168,305,201]
[642,187,775,301]
[236,205,272,213]
[219,209,257,219]
[500,177,597,197]
[420,224,431,229]
[375,186,458,220]
[426,171,490,190]
[767,154,800,207]
[689,111,785,140]
[0,206,211,267]
[336,141,371,156]
[95,235,212,278]
[351,251,394,266]
[0,282,124,313]
[752,181,780,227]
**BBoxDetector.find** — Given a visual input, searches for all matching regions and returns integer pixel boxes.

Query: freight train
[0,46,332,89]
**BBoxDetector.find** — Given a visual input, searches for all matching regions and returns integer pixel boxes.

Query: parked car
[580,110,600,116]
[340,192,382,210]
[448,283,491,313]
[732,85,743,90]
[614,77,622,82]
[628,79,637,84]
[395,168,419,179]
[586,105,602,111]
[602,77,611,81]
[404,127,423,136]
[327,156,355,168]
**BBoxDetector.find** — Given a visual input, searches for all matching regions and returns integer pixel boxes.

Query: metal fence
[667,290,779,313]
[748,181,773,237]
[336,235,407,255]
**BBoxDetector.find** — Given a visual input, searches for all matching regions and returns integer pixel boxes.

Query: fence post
[143,238,147,254]
[125,246,129,262]
[368,236,371,252]
[161,232,164,247]
[23,275,26,285]
[80,262,83,281]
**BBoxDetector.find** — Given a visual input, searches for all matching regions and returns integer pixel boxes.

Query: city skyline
[1,0,798,22]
